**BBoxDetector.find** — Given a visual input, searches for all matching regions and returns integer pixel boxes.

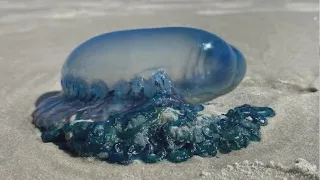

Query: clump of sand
[198,158,319,180]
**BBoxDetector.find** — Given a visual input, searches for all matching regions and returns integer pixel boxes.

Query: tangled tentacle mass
[35,71,275,165]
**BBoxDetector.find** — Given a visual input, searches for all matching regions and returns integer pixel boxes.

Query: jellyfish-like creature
[32,27,275,164]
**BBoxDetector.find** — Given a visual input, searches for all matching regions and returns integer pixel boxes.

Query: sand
[0,0,319,179]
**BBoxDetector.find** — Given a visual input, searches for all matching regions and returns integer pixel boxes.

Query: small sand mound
[198,158,319,180]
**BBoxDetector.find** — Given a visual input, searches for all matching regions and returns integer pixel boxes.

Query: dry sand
[0,0,319,179]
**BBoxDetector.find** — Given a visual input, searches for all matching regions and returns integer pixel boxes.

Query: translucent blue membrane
[62,27,246,104]
[32,27,274,164]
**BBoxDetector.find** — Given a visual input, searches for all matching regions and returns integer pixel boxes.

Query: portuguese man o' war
[32,27,275,164]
